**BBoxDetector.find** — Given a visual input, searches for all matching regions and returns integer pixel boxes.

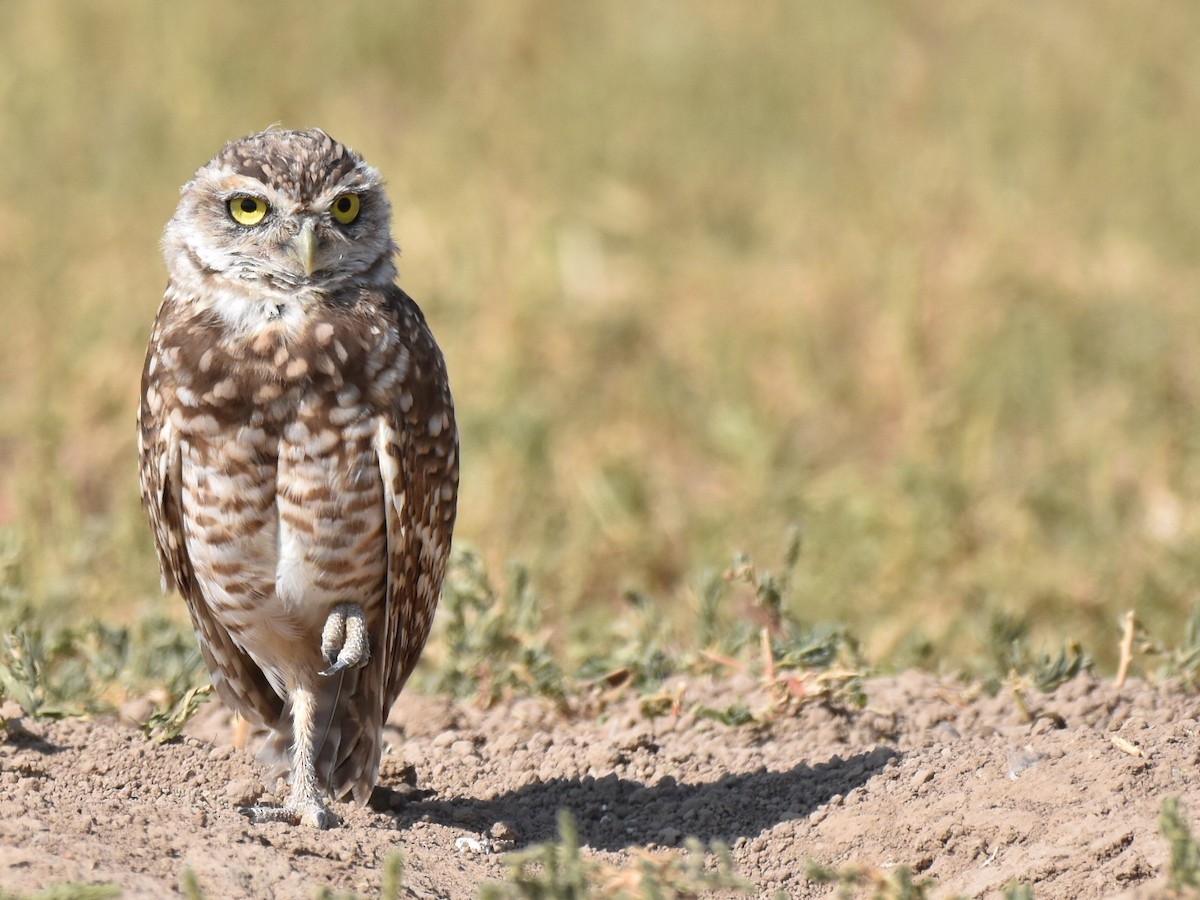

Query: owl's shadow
[376,744,897,852]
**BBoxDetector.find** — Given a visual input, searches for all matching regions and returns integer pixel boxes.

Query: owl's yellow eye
[331,193,361,225]
[228,196,269,226]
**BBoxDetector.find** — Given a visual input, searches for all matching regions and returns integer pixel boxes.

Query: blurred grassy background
[2,0,1199,677]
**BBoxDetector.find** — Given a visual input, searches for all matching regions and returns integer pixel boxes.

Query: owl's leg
[239,683,332,828]
[319,602,370,676]
[239,604,367,828]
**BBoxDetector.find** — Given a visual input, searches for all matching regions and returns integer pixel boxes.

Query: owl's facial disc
[164,129,398,300]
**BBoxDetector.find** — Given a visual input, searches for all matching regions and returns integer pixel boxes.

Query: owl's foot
[238,684,335,829]
[319,602,370,676]
[238,799,335,829]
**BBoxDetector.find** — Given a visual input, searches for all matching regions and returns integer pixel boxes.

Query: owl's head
[163,129,396,305]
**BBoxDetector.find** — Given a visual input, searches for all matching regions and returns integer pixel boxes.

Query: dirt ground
[0,671,1198,899]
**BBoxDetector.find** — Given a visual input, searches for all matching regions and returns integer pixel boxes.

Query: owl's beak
[290,220,318,277]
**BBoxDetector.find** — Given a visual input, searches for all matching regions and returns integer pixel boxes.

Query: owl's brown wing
[138,327,284,728]
[374,287,459,715]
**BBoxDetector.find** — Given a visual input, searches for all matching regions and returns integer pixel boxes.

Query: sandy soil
[0,671,1197,898]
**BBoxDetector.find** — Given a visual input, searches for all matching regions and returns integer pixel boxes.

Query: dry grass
[2,1,1200,674]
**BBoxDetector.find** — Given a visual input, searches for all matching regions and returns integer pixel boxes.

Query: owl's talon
[319,602,369,676]
[238,801,335,829]
[238,803,289,824]
[320,606,346,664]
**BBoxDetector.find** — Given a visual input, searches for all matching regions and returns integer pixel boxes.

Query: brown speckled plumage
[137,129,457,826]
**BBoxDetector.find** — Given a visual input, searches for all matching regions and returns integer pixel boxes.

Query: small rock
[910,768,934,789]
[491,733,519,754]
[224,778,262,806]
[490,821,520,842]
[455,835,488,854]
[587,745,621,770]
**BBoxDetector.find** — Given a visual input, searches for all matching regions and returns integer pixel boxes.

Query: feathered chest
[146,295,411,443]
[146,300,396,638]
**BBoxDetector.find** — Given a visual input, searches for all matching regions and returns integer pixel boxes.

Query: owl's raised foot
[319,602,370,676]
[238,800,335,829]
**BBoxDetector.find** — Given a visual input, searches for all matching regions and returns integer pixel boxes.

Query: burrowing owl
[137,129,458,828]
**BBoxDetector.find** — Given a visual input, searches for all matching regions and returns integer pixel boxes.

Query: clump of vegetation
[711,526,868,715]
[804,859,1034,899]
[312,854,405,900]
[141,684,212,744]
[1159,796,1200,891]
[804,859,939,900]
[786,858,1036,900]
[976,610,1090,697]
[418,547,567,706]
[575,587,678,697]
[421,531,870,725]
[0,885,121,900]
[181,854,405,900]
[0,530,206,723]
[481,810,750,899]
[1152,600,1200,687]
[179,869,205,900]
[0,612,204,722]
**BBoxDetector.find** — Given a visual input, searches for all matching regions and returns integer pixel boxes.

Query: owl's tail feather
[257,664,384,806]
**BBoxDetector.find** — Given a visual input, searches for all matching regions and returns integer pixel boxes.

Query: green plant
[690,535,868,719]
[0,630,72,719]
[481,810,751,899]
[1159,796,1200,890]
[575,589,676,695]
[0,615,204,721]
[1162,598,1200,685]
[141,684,212,744]
[179,869,205,900]
[977,611,1089,696]
[379,853,405,900]
[804,859,944,900]
[0,885,121,900]
[419,547,566,706]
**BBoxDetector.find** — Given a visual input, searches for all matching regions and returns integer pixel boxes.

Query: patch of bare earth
[0,672,1197,898]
